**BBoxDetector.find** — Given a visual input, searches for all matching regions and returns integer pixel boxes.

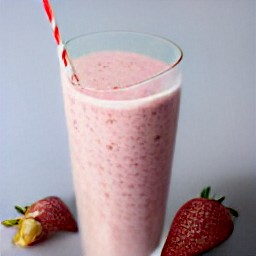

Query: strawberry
[161,187,238,256]
[2,196,78,247]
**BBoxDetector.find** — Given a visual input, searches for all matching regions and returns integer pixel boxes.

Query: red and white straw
[42,0,79,84]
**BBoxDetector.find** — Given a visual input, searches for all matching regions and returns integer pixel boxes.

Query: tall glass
[60,31,182,256]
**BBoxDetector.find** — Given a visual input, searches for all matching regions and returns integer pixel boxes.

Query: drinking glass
[60,31,182,256]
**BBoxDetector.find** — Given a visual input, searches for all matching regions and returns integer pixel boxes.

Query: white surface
[0,0,255,255]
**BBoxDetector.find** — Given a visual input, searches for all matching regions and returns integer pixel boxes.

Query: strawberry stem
[200,186,211,199]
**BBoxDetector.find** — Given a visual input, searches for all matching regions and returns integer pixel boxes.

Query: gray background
[0,0,255,255]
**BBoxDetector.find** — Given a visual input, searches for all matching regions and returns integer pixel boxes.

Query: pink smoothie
[61,51,180,256]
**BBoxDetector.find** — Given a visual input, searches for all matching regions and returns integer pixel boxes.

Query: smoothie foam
[61,51,180,256]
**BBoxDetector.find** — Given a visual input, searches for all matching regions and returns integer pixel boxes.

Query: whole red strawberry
[2,196,78,247]
[161,187,238,256]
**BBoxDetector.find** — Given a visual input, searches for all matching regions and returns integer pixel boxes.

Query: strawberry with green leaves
[2,196,78,246]
[161,187,238,256]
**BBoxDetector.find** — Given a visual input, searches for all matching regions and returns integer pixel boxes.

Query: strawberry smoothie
[61,50,181,256]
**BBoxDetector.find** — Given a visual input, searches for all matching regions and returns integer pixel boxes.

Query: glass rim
[64,30,183,93]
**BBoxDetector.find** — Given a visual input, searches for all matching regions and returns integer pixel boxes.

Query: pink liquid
[61,51,180,256]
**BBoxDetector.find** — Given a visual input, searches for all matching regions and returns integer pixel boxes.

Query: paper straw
[42,0,79,84]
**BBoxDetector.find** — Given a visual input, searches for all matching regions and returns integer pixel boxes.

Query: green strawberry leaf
[200,186,211,199]
[216,196,226,203]
[1,218,20,227]
[15,205,29,215]
[227,207,239,218]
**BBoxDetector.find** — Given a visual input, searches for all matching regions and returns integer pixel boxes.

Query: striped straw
[42,0,79,84]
